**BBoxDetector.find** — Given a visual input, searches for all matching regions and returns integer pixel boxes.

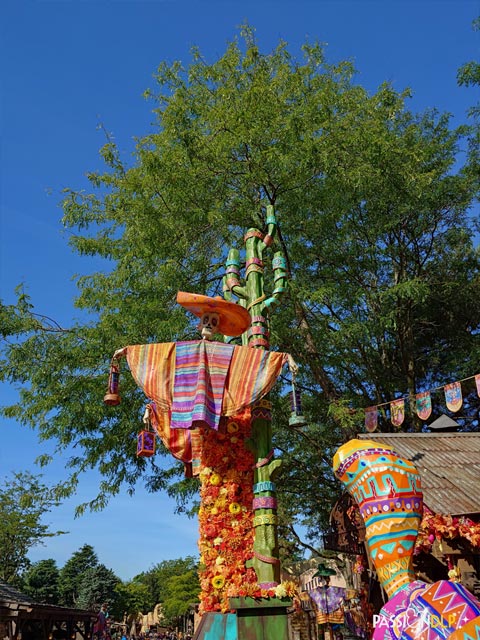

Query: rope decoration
[249,337,270,349]
[253,514,278,527]
[253,496,277,510]
[247,294,267,311]
[253,481,276,493]
[253,449,274,469]
[247,325,269,337]
[254,551,280,564]
[244,230,264,242]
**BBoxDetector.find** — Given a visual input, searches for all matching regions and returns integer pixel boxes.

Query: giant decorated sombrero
[177,291,251,337]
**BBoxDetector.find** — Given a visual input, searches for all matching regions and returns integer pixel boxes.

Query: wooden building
[0,581,96,640]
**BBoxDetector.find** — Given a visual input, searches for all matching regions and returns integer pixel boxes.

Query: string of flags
[364,373,480,433]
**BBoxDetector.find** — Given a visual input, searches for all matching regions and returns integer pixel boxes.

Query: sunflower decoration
[209,472,222,486]
[229,502,242,515]
[197,410,256,613]
[211,575,225,590]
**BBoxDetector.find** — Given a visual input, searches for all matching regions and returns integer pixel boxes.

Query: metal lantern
[104,358,121,406]
[289,380,307,428]
[137,427,155,457]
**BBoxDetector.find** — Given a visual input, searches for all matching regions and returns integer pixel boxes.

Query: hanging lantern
[137,430,155,457]
[137,413,156,457]
[104,358,121,406]
[289,380,307,428]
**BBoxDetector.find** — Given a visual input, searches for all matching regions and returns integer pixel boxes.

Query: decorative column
[224,205,288,589]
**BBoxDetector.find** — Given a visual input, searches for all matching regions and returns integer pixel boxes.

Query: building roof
[0,579,95,622]
[358,432,480,516]
[0,581,33,606]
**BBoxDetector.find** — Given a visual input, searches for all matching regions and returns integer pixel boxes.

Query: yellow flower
[281,580,299,597]
[215,556,225,566]
[275,584,287,598]
[210,473,222,486]
[211,575,225,590]
[229,502,241,515]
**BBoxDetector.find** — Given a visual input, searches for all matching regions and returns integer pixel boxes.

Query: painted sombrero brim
[176,291,251,337]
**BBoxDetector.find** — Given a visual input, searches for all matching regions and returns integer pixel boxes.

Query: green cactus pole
[223,205,289,589]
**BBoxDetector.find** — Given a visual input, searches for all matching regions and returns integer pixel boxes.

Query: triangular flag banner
[416,391,432,420]
[390,398,405,428]
[365,406,378,432]
[444,381,463,412]
[476,374,480,398]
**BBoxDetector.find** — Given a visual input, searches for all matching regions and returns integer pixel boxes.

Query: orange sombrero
[176,291,251,337]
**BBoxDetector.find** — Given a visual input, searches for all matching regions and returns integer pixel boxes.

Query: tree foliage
[22,559,60,603]
[58,544,121,611]
[112,580,155,622]
[59,543,99,606]
[76,564,120,611]
[135,557,199,626]
[0,472,64,584]
[1,27,479,553]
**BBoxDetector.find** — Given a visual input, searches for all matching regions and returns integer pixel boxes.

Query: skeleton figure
[199,311,220,340]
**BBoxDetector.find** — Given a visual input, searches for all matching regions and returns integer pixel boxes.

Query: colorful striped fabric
[147,401,190,461]
[126,342,175,411]
[147,402,203,476]
[222,347,288,416]
[171,341,235,430]
[125,341,289,429]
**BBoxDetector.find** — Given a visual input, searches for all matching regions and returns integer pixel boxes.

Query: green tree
[76,564,121,612]
[22,559,60,604]
[135,557,199,613]
[1,27,479,552]
[0,472,64,584]
[112,580,154,624]
[161,568,200,628]
[59,544,98,606]
[457,17,480,193]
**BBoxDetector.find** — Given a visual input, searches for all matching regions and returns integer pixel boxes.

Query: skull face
[199,311,220,340]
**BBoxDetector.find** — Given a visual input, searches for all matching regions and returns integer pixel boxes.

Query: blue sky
[1,0,479,582]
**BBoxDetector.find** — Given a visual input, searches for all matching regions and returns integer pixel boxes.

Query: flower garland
[415,506,480,554]
[198,410,257,614]
[197,410,299,613]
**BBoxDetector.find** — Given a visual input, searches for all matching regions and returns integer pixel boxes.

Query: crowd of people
[111,632,192,640]
[92,603,193,640]
[94,631,192,640]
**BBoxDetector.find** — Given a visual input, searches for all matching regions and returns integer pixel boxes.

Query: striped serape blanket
[126,342,175,411]
[125,341,289,430]
[147,402,203,476]
[222,347,289,415]
[171,340,235,430]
